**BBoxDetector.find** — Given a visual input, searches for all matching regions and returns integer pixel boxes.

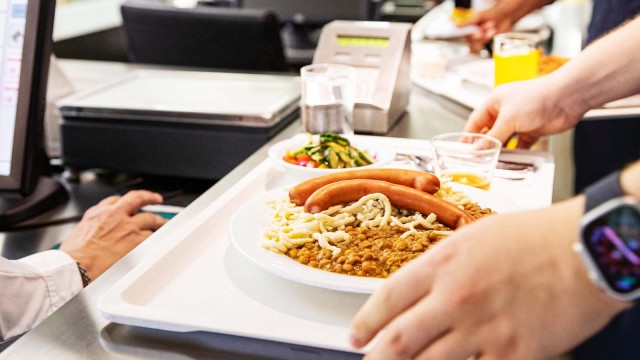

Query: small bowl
[268,134,396,176]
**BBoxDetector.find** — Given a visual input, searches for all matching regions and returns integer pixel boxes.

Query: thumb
[464,97,500,134]
[484,112,516,146]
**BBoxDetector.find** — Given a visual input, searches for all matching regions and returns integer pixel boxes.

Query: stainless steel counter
[0,59,474,359]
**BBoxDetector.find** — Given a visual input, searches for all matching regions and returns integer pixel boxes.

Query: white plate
[268,134,396,177]
[228,184,522,294]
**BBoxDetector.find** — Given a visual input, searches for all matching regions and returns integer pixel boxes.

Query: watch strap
[584,170,624,212]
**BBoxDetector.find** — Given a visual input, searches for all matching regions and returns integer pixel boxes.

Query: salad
[282,133,375,169]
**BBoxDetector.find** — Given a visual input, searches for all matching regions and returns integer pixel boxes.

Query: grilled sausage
[304,179,474,229]
[289,169,440,206]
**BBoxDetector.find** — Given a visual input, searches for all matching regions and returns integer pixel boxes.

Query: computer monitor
[242,0,374,25]
[0,0,67,228]
[242,0,379,51]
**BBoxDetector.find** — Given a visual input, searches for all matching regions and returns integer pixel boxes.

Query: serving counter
[0,60,559,359]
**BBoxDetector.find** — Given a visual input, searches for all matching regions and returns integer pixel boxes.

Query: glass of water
[300,63,356,135]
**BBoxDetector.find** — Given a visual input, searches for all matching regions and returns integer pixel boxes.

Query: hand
[464,76,585,148]
[462,8,516,53]
[460,0,554,54]
[60,190,167,282]
[350,197,630,359]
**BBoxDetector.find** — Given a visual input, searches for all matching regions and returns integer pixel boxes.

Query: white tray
[99,136,555,354]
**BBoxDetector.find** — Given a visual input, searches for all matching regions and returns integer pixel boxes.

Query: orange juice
[494,49,539,86]
[442,171,491,190]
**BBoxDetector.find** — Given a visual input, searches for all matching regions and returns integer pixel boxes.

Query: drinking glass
[493,32,539,87]
[431,132,502,190]
[300,63,356,135]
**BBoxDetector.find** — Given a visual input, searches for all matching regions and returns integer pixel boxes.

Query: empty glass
[300,63,356,135]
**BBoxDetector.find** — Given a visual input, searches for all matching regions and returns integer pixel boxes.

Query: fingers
[98,195,121,206]
[479,20,498,41]
[415,331,478,360]
[465,104,495,134]
[114,190,164,215]
[362,295,452,360]
[128,230,153,246]
[464,19,496,53]
[351,253,439,348]
[483,109,518,145]
[131,212,168,231]
[468,34,488,54]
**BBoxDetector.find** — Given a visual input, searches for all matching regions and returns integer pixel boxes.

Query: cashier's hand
[60,190,167,284]
[350,197,630,359]
[464,76,585,148]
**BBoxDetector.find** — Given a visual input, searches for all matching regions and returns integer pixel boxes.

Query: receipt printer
[313,21,412,134]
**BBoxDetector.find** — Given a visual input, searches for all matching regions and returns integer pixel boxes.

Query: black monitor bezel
[0,0,55,195]
[242,0,372,25]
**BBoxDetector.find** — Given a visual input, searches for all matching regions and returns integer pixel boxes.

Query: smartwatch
[574,171,640,302]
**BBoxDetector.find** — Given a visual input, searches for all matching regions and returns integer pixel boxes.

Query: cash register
[313,20,412,134]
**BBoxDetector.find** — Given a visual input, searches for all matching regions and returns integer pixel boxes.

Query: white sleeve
[0,250,83,341]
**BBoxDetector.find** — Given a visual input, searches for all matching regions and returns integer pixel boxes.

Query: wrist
[65,250,100,283]
[76,261,92,287]
[544,71,591,122]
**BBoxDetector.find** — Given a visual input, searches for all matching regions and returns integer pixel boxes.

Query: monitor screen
[0,0,67,229]
[242,0,372,24]
[0,0,27,177]
[0,0,54,193]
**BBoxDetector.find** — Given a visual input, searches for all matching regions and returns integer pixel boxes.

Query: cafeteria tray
[99,135,555,354]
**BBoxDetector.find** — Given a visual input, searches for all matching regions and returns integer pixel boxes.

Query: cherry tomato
[295,154,312,162]
[283,155,297,165]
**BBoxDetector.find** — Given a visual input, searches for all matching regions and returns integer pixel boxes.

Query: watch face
[582,204,640,294]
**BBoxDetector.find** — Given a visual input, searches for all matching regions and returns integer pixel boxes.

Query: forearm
[552,16,640,114]
[501,0,554,22]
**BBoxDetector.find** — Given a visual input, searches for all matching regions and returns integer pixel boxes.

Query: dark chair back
[121,1,287,72]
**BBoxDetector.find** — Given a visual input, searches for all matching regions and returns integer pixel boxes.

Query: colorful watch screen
[582,205,640,293]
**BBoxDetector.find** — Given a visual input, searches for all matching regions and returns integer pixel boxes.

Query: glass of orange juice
[431,132,502,190]
[493,33,539,87]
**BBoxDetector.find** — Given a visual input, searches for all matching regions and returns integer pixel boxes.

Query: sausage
[289,168,440,206]
[304,179,474,229]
